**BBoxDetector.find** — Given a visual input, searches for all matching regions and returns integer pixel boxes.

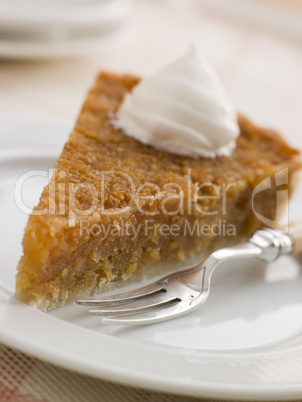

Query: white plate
[1,118,302,400]
[0,0,128,31]
[0,25,130,59]
[0,0,129,59]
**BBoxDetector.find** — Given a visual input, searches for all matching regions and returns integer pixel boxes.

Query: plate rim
[1,294,302,401]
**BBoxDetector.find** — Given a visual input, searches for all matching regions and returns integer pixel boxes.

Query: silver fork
[77,223,302,325]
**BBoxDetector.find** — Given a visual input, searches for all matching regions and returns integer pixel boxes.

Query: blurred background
[0,0,301,148]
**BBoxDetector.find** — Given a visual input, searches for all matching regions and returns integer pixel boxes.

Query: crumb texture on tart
[15,72,301,311]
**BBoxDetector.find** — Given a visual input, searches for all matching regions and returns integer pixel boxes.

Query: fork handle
[278,221,302,254]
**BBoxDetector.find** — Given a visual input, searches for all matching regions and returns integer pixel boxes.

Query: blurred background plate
[0,0,130,59]
[0,25,130,59]
[0,0,128,31]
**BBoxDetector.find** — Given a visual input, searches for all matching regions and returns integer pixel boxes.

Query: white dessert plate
[0,0,128,31]
[1,118,302,400]
[0,25,130,59]
[0,0,129,59]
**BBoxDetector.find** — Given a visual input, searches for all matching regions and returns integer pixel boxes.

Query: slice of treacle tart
[15,72,300,311]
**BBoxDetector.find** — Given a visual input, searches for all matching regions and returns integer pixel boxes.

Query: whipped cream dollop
[115,48,239,158]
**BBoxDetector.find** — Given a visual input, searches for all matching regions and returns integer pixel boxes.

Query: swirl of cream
[115,48,239,158]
